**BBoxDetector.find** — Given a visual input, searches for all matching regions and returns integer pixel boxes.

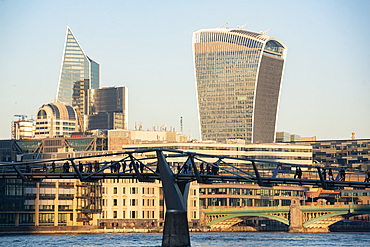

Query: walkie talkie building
[193,28,287,143]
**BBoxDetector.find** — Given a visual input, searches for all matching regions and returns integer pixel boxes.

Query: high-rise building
[56,27,99,106]
[87,87,128,130]
[193,27,287,143]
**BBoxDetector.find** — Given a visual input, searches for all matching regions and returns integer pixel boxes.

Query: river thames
[0,232,369,247]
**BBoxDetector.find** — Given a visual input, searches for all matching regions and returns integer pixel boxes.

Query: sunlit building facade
[35,102,78,138]
[193,28,287,143]
[56,27,99,106]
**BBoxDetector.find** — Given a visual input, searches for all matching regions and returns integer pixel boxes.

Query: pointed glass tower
[56,27,99,108]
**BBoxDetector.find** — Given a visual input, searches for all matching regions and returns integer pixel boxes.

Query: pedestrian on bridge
[140,162,144,173]
[339,168,346,181]
[116,162,121,173]
[88,162,92,173]
[129,162,133,173]
[78,161,83,173]
[110,161,114,173]
[63,161,70,173]
[298,167,302,179]
[294,167,301,179]
[365,170,370,182]
[43,162,47,173]
[94,161,99,172]
[328,168,334,180]
[51,161,56,173]
[322,168,327,180]
[206,163,211,175]
[122,161,127,173]
[200,163,204,175]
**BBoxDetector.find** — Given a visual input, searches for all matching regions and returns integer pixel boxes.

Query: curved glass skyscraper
[56,27,99,106]
[193,28,287,143]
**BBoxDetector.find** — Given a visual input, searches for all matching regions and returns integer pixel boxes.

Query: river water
[1,232,369,246]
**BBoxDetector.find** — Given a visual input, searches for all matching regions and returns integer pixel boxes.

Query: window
[130,199,138,206]
[130,211,137,218]
[113,199,117,206]
[114,187,117,194]
[113,211,117,218]
[122,211,126,219]
[122,187,126,194]
[130,187,138,194]
[122,199,126,206]
[192,211,197,219]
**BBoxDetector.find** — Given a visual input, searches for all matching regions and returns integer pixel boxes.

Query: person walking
[365,170,370,183]
[140,162,144,173]
[79,161,83,173]
[122,161,126,173]
[51,161,56,173]
[328,168,334,181]
[43,162,47,173]
[322,168,327,180]
[200,163,204,175]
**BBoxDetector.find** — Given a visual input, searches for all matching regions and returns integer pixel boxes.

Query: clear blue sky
[0,0,369,141]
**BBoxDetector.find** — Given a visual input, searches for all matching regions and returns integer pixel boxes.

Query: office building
[293,139,370,169]
[87,87,128,130]
[276,132,301,143]
[35,102,78,138]
[11,118,35,140]
[56,27,99,106]
[193,27,287,143]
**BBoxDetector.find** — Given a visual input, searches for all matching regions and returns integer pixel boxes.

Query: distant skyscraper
[56,27,99,105]
[87,87,128,130]
[193,27,287,143]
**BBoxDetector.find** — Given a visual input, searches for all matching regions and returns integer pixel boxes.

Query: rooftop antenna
[237,22,248,30]
[218,22,228,28]
[180,116,183,134]
[261,28,271,35]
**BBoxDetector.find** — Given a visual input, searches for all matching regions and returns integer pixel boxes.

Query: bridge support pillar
[156,150,191,247]
[289,197,304,233]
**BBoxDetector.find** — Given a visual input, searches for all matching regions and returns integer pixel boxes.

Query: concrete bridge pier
[289,197,304,233]
[156,151,191,247]
[289,198,330,233]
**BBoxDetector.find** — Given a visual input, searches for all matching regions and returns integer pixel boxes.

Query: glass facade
[193,28,287,143]
[87,87,128,130]
[56,27,99,105]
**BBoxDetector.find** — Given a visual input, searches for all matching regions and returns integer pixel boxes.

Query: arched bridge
[204,200,370,232]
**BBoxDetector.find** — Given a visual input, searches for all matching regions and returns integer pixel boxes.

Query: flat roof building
[193,27,287,143]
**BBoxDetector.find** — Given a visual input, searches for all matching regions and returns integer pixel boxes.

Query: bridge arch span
[206,212,289,228]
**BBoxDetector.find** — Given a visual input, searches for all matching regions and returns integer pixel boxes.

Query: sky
[0,0,369,141]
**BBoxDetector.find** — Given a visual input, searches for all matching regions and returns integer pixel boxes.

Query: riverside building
[193,27,287,143]
[0,130,314,229]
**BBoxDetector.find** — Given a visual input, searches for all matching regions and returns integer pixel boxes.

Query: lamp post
[335,194,340,204]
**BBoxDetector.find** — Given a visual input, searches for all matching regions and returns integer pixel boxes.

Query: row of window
[103,187,156,195]
[103,198,156,207]
[102,210,155,219]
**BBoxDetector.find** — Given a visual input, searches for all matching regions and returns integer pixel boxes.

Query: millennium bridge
[1,148,369,246]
